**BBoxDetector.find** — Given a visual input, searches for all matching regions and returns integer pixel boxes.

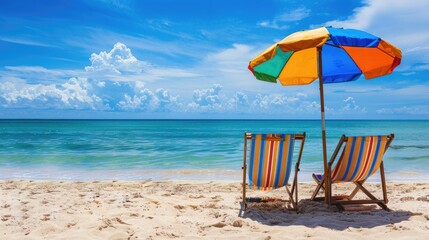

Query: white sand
[0,180,428,239]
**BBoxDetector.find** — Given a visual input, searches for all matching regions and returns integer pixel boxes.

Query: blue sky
[1,0,428,119]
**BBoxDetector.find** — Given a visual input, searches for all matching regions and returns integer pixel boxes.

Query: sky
[1,0,428,119]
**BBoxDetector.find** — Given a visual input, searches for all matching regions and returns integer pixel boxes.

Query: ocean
[0,119,428,181]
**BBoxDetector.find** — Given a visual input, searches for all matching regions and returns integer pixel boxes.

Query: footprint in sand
[416,196,429,202]
[129,213,139,217]
[209,211,223,219]
[133,192,144,198]
[174,205,185,210]
[189,194,204,199]
[1,214,11,221]
[67,221,77,228]
[41,213,51,221]
[201,203,217,209]
[156,231,180,238]
[115,217,129,225]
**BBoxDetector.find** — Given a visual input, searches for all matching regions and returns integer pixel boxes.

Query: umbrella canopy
[249,26,402,85]
[248,26,402,205]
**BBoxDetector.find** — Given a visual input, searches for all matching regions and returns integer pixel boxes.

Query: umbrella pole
[317,47,330,205]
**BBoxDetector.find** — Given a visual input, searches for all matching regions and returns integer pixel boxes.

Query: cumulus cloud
[187,84,224,112]
[0,77,107,110]
[154,88,181,112]
[117,82,181,112]
[85,42,149,74]
[250,92,317,114]
[84,42,198,81]
[340,97,366,113]
[228,92,249,110]
[117,83,156,111]
[258,7,310,30]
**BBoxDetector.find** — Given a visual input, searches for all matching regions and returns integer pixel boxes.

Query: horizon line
[0,118,428,121]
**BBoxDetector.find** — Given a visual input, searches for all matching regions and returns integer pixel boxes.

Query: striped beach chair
[311,134,394,211]
[241,132,305,211]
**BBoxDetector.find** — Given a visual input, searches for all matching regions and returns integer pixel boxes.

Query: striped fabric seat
[311,134,394,211]
[331,136,388,183]
[248,134,295,190]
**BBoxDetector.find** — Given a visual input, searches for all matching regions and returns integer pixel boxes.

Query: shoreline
[2,179,429,184]
[1,180,428,239]
[1,167,428,182]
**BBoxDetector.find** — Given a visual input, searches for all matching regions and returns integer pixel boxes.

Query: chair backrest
[247,134,296,190]
[331,135,391,183]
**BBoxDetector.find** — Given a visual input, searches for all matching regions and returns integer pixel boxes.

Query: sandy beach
[0,180,428,239]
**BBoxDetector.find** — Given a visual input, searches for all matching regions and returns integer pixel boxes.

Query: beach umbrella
[248,26,402,204]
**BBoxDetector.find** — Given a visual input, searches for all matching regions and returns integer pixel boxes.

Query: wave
[390,145,429,150]
[397,155,429,161]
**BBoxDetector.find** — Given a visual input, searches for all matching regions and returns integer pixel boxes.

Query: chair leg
[311,174,326,200]
[353,182,389,211]
[348,180,366,200]
[242,134,248,211]
[312,174,325,190]
[241,171,247,211]
[285,186,297,210]
[380,162,388,204]
[291,178,299,212]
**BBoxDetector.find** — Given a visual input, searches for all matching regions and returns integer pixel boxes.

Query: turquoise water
[0,119,428,181]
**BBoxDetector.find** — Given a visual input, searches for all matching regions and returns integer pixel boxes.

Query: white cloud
[230,92,248,105]
[116,83,181,112]
[0,37,56,48]
[117,93,154,111]
[84,42,198,82]
[323,0,429,72]
[0,77,107,110]
[376,106,429,115]
[204,44,255,74]
[2,66,78,84]
[85,42,148,74]
[5,66,61,74]
[250,92,314,113]
[154,88,181,112]
[227,92,249,112]
[97,81,106,88]
[187,84,224,112]
[258,7,310,30]
[199,43,264,89]
[339,96,367,113]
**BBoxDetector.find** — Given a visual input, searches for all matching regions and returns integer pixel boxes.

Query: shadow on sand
[240,199,413,230]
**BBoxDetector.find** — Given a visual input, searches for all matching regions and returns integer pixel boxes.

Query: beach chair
[241,132,305,211]
[311,134,394,211]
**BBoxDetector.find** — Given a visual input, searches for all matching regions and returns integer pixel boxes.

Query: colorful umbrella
[248,26,402,204]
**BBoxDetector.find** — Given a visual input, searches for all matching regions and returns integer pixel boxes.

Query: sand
[0,180,428,239]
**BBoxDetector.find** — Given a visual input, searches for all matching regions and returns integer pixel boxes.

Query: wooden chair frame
[241,132,306,212]
[311,134,394,211]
